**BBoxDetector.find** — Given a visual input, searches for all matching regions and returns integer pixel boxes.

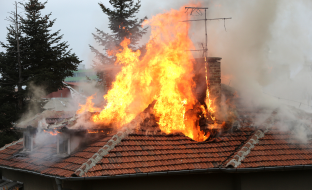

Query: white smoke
[198,0,312,141]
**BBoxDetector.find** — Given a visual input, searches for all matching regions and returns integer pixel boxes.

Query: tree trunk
[15,1,22,111]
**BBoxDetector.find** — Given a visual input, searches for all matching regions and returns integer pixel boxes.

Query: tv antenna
[183,7,231,57]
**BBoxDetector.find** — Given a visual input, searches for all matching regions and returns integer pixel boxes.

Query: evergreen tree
[0,0,81,134]
[90,0,147,90]
[0,3,25,146]
[0,2,27,129]
[20,0,81,95]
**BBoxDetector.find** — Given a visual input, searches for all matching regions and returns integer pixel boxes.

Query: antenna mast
[184,7,231,57]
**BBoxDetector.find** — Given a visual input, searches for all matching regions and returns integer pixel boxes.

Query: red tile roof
[1,123,312,178]
[233,127,312,168]
[0,134,113,177]
[80,128,252,177]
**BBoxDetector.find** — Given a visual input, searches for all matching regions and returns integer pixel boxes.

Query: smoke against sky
[202,0,312,111]
[200,0,312,141]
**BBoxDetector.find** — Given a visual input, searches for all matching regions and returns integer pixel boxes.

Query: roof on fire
[1,121,312,179]
[3,84,312,179]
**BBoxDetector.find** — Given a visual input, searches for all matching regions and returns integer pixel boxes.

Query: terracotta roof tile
[225,127,312,168]
[4,124,312,177]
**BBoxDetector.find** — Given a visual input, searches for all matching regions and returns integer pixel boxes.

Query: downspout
[55,178,62,190]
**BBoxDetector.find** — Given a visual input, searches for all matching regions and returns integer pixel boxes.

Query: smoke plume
[198,0,312,141]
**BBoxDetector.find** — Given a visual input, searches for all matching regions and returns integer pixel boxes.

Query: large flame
[78,4,213,141]
[77,94,101,114]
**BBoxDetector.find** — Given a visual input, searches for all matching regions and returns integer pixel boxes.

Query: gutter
[1,164,312,181]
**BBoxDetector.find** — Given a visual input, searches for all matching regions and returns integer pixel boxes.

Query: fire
[87,130,111,134]
[87,129,98,133]
[78,4,218,141]
[49,131,57,136]
[77,95,101,114]
[43,130,58,136]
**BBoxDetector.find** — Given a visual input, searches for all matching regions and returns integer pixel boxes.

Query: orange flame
[77,95,101,114]
[78,4,214,141]
[87,130,99,134]
[44,130,58,136]
[49,131,57,136]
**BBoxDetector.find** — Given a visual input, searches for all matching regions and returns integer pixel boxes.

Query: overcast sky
[2,0,312,110]
[0,0,195,68]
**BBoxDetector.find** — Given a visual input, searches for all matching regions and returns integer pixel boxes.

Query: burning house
[2,4,312,190]
[1,56,312,190]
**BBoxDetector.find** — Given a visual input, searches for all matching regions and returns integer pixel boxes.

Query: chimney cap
[206,57,222,62]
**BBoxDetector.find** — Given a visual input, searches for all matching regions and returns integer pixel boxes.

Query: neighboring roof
[73,69,95,73]
[64,75,98,82]
[64,69,98,82]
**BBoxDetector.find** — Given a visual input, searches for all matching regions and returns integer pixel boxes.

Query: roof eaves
[58,165,312,180]
[2,162,312,181]
[74,127,133,177]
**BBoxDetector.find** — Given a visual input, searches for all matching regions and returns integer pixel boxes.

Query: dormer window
[23,132,33,151]
[23,126,36,151]
[57,135,71,155]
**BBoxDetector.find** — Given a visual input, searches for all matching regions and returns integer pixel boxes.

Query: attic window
[57,135,71,155]
[59,139,68,154]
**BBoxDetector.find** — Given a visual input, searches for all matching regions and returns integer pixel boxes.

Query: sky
[2,0,312,110]
[0,0,195,68]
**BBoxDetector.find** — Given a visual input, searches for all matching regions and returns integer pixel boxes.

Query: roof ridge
[219,129,257,167]
[225,129,265,168]
[73,127,133,177]
[0,138,23,151]
[224,115,275,168]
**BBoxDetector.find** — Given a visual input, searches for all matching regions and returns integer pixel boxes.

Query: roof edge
[2,164,312,181]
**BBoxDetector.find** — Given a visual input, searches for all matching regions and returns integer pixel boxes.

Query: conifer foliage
[21,0,81,94]
[0,0,81,138]
[90,0,147,89]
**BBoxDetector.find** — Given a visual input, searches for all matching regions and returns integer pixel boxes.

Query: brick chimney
[193,57,222,108]
[206,57,222,108]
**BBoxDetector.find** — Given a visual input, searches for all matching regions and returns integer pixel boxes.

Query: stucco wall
[63,170,312,190]
[240,170,312,190]
[1,169,57,190]
[2,169,312,190]
[63,173,236,190]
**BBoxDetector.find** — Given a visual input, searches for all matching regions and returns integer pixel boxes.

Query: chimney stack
[193,57,222,108]
[206,57,221,108]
